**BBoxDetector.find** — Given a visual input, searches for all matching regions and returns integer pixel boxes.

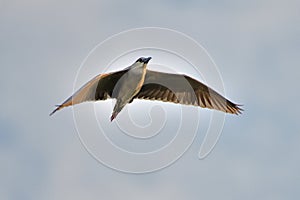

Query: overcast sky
[1,0,300,199]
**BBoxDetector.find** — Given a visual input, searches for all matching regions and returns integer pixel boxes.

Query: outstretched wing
[135,70,243,114]
[50,69,128,116]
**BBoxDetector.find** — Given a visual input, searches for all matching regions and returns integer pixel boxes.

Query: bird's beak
[144,57,152,63]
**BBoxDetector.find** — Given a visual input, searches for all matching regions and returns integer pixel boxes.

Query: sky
[1,0,300,199]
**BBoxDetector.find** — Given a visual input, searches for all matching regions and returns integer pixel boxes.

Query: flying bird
[50,57,242,121]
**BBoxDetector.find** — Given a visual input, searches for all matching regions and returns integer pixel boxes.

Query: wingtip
[49,105,61,116]
[234,104,244,115]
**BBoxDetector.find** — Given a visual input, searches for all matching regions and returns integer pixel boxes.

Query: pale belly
[113,66,146,102]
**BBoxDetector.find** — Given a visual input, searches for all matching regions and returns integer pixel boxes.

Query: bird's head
[135,57,152,64]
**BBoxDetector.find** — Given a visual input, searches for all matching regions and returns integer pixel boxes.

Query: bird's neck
[130,62,146,70]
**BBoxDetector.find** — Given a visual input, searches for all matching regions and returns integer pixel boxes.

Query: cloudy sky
[1,0,300,199]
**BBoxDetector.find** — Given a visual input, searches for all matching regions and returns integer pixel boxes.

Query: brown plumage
[50,58,242,119]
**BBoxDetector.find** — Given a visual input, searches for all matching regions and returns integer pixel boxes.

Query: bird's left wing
[50,69,128,116]
[135,70,242,114]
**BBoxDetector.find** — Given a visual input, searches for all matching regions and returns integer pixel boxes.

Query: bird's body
[110,57,149,120]
[50,57,242,120]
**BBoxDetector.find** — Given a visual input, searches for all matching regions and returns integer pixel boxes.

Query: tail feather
[110,111,118,121]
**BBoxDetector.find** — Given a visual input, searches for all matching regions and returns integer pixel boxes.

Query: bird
[50,57,242,121]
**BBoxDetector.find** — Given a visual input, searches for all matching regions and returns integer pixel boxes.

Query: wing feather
[50,69,128,115]
[135,70,243,115]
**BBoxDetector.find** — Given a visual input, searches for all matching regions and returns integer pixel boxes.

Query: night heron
[50,57,242,121]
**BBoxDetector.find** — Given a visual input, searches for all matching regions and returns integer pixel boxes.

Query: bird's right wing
[50,69,128,116]
[135,70,242,115]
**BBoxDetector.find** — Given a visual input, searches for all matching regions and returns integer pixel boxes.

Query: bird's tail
[110,111,119,121]
[110,99,127,121]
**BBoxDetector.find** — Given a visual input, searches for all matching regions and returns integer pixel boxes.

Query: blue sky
[1,0,300,199]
